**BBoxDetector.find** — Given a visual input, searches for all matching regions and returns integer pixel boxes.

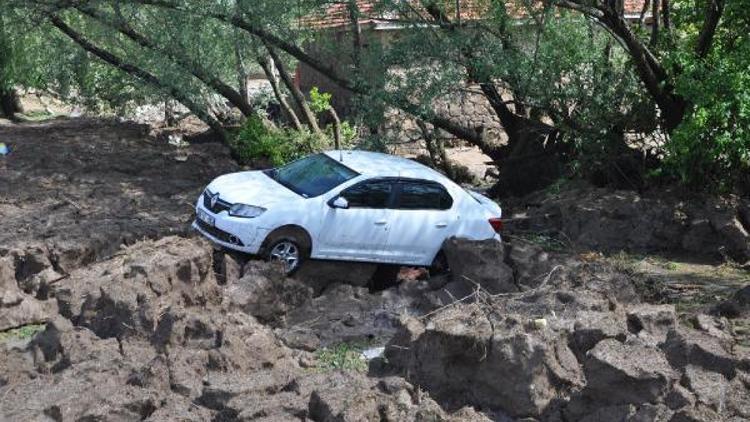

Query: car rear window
[342,180,393,208]
[396,181,453,210]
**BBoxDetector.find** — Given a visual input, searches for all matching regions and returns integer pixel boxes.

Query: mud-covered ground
[1,118,749,421]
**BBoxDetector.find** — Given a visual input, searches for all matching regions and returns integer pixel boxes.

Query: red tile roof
[301,0,648,29]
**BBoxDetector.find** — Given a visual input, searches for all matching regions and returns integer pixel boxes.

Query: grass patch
[513,233,568,252]
[314,342,370,372]
[0,324,45,343]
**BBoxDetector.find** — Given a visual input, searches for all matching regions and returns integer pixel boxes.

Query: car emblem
[210,193,220,208]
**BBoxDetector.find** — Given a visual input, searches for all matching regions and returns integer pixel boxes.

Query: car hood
[207,170,300,207]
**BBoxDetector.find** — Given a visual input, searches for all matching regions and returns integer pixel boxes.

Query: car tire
[429,250,450,276]
[264,229,310,275]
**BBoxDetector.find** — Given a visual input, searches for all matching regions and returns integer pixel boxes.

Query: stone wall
[381,84,505,155]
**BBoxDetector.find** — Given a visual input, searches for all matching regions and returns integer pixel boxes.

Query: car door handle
[435,222,448,228]
[374,220,387,225]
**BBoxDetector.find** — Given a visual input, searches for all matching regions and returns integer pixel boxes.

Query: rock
[214,250,244,285]
[626,304,676,345]
[0,295,54,331]
[682,219,721,256]
[276,328,321,352]
[666,384,696,410]
[305,372,472,422]
[630,403,673,421]
[52,237,219,340]
[226,263,312,325]
[691,314,733,341]
[709,211,750,262]
[285,283,409,347]
[0,255,24,307]
[712,285,750,318]
[682,365,729,412]
[583,339,676,405]
[725,371,750,419]
[662,327,737,378]
[442,237,516,294]
[389,305,583,418]
[385,317,425,369]
[571,311,628,359]
[507,241,551,288]
[670,405,722,422]
[308,376,381,422]
[295,260,378,295]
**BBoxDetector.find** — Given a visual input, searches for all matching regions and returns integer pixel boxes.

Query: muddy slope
[2,119,749,421]
[0,118,238,273]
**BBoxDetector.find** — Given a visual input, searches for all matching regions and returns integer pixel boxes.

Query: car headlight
[229,203,266,218]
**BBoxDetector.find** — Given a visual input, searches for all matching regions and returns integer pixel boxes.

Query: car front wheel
[264,230,309,275]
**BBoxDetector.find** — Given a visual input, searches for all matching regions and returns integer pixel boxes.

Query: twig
[418,290,480,320]
[47,273,70,285]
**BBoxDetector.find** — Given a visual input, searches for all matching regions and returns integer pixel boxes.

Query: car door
[316,179,396,261]
[381,179,457,265]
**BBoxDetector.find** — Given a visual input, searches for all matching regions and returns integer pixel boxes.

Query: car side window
[340,180,393,208]
[396,181,453,210]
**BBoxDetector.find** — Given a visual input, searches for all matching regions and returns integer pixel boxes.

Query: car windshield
[266,154,359,197]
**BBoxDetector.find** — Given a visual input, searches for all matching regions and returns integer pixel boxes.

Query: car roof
[324,150,450,184]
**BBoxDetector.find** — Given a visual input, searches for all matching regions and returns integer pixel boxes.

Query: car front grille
[195,219,244,246]
[203,190,231,214]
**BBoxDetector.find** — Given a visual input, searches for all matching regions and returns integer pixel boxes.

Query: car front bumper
[192,201,268,255]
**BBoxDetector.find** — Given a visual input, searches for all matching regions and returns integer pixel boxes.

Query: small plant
[544,178,569,196]
[0,324,45,343]
[515,233,568,252]
[231,114,321,166]
[315,342,368,372]
[308,86,332,114]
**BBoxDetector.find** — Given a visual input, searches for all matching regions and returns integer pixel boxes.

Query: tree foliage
[2,0,747,193]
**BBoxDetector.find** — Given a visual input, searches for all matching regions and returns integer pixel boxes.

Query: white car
[193,150,502,273]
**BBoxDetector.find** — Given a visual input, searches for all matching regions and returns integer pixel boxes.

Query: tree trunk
[234,29,250,105]
[329,107,342,150]
[0,88,23,118]
[417,120,456,180]
[132,0,488,145]
[695,0,725,58]
[650,0,660,46]
[348,1,362,69]
[258,55,303,131]
[264,44,321,134]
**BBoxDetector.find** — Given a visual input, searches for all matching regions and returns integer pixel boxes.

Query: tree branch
[75,4,255,117]
[49,14,227,138]
[695,0,724,58]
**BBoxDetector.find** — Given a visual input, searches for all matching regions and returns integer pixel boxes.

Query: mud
[1,118,748,421]
[505,181,750,264]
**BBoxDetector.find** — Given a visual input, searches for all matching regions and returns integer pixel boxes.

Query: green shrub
[314,342,368,372]
[231,114,326,167]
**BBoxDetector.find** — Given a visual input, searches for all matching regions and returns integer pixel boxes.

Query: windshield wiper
[264,169,278,180]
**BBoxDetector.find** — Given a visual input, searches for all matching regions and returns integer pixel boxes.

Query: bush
[231,115,326,167]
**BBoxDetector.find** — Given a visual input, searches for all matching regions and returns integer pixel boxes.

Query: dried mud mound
[0,118,238,274]
[2,119,748,421]
[386,241,750,420]
[0,118,237,331]
[507,182,750,264]
[0,236,486,421]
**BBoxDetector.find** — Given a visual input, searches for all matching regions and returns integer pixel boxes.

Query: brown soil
[1,118,748,421]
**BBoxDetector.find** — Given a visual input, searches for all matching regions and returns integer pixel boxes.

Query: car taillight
[488,218,503,234]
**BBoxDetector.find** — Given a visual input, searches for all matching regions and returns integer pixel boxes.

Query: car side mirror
[330,196,349,209]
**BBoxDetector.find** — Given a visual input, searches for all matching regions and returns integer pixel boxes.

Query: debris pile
[386,246,750,420]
